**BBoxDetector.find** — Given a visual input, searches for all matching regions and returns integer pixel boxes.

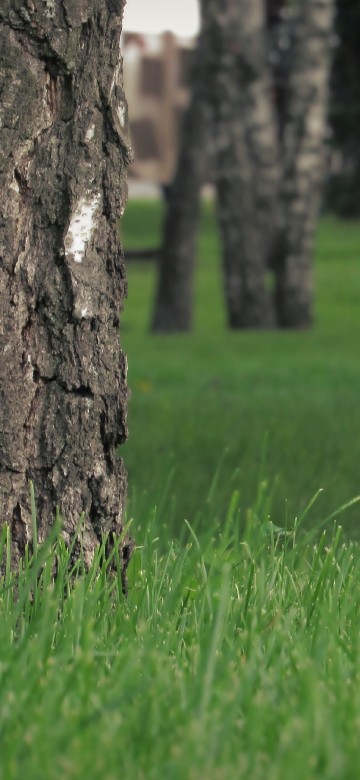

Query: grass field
[1,203,360,779]
[1,492,360,779]
[121,200,360,538]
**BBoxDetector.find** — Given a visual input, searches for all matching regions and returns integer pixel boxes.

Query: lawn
[1,203,360,779]
[1,490,360,779]
[121,200,360,539]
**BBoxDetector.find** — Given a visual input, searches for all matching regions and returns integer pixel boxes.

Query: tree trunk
[151,44,208,332]
[150,0,334,332]
[274,0,335,327]
[0,1,132,578]
[212,0,277,327]
[239,0,281,264]
[151,0,279,332]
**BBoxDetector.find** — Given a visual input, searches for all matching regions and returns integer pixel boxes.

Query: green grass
[120,201,360,537]
[1,493,360,779]
[2,202,360,778]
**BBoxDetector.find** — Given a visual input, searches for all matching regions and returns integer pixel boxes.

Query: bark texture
[0,0,132,575]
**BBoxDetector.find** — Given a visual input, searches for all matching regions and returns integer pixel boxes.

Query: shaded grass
[1,493,360,779]
[120,201,360,536]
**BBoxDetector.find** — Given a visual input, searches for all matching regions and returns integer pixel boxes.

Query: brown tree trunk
[274,0,335,327]
[151,44,208,332]
[0,1,132,578]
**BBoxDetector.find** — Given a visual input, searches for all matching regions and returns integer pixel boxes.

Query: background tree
[151,0,335,332]
[0,0,132,579]
[212,0,279,327]
[151,42,209,331]
[273,0,335,325]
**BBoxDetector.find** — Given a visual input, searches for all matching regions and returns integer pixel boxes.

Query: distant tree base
[125,248,160,261]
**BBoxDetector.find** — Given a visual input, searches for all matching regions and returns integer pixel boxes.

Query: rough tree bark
[0,0,132,579]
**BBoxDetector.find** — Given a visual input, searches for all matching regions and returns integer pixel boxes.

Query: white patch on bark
[117,103,126,128]
[306,108,324,139]
[44,0,55,17]
[65,194,101,264]
[85,124,95,142]
[10,176,19,193]
[110,61,122,97]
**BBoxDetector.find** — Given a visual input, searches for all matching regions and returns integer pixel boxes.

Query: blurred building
[123,31,195,186]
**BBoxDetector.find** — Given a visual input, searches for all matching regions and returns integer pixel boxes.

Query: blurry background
[124,0,199,37]
[122,0,360,214]
[123,0,199,194]
[120,1,360,539]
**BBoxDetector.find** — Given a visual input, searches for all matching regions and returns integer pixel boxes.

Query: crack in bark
[0,15,67,73]
[100,407,114,476]
[1,465,22,475]
[31,366,95,400]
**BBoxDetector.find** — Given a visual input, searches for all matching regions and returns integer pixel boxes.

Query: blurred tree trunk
[274,0,335,326]
[151,45,208,332]
[151,0,334,331]
[213,0,278,327]
[0,0,132,581]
